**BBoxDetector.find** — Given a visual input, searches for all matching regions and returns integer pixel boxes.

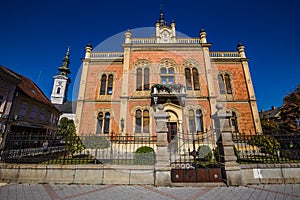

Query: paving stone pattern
[0,183,299,200]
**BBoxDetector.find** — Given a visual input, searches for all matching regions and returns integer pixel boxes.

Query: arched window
[100,75,107,95]
[135,109,150,133]
[104,112,110,133]
[188,110,196,133]
[143,110,150,133]
[107,74,113,94]
[97,112,104,134]
[231,112,238,132]
[168,67,174,74]
[185,68,200,90]
[136,68,150,91]
[192,68,200,90]
[100,74,114,95]
[218,74,225,94]
[218,73,233,94]
[136,68,142,91]
[196,109,204,132]
[160,67,174,84]
[161,68,167,74]
[144,68,150,90]
[56,87,61,94]
[185,68,192,90]
[135,110,142,133]
[224,74,232,94]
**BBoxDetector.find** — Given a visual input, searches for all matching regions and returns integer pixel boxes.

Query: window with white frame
[159,59,176,84]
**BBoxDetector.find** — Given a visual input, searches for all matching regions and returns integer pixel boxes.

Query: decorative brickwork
[75,14,261,137]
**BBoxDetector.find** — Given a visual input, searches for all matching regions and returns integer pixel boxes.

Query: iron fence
[0,132,157,165]
[170,131,221,169]
[233,133,300,164]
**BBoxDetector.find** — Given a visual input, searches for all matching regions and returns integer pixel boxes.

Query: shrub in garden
[247,134,280,156]
[134,146,155,165]
[197,145,212,162]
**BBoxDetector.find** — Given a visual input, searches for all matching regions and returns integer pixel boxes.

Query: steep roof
[259,107,281,120]
[0,65,21,82]
[1,65,58,111]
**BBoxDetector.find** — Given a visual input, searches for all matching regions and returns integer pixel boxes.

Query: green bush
[82,135,110,149]
[197,145,212,162]
[247,135,280,156]
[134,146,155,165]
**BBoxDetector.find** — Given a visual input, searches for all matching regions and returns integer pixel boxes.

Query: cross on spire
[159,5,167,27]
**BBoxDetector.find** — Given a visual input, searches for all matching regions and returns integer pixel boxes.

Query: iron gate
[170,131,223,182]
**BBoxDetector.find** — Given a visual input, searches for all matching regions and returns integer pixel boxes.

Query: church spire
[158,5,167,27]
[58,46,71,76]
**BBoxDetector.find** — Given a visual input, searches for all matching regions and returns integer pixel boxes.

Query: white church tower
[51,47,71,105]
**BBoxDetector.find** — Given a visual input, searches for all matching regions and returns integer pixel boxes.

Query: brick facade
[75,14,262,137]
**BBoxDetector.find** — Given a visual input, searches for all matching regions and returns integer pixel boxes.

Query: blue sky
[0,0,299,111]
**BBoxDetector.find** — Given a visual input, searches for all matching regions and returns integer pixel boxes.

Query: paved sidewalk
[0,183,299,200]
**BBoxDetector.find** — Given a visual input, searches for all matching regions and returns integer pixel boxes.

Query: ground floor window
[97,112,110,134]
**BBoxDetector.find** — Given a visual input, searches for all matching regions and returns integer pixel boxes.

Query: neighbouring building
[75,11,262,138]
[0,65,60,150]
[0,66,21,138]
[50,47,76,121]
[259,106,281,122]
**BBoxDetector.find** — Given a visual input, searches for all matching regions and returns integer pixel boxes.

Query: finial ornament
[58,46,71,76]
[66,46,70,57]
[86,41,92,48]
[159,4,166,27]
[237,41,243,47]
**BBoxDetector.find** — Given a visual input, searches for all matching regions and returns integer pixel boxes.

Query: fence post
[213,103,242,186]
[153,104,171,186]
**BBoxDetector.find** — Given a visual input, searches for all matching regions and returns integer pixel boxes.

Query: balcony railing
[91,52,124,59]
[129,37,201,44]
[151,84,186,94]
[210,52,240,58]
[151,84,187,105]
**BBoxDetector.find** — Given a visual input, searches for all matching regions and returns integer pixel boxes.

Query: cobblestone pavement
[0,183,299,200]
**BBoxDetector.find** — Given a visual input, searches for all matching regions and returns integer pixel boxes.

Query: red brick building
[75,11,262,137]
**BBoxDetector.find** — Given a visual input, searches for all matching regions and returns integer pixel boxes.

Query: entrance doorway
[167,122,177,143]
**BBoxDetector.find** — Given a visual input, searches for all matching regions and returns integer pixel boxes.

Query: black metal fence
[0,133,157,165]
[233,133,300,164]
[170,131,221,169]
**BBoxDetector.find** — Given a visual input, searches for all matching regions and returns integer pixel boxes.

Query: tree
[261,119,279,135]
[57,117,85,154]
[280,85,300,134]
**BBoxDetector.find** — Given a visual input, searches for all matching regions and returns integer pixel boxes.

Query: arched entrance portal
[164,103,182,143]
[166,110,178,143]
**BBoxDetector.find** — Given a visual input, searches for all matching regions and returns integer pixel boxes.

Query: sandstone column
[213,103,242,186]
[153,104,171,186]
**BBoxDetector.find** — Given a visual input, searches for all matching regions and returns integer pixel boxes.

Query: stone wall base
[240,163,300,185]
[0,164,155,185]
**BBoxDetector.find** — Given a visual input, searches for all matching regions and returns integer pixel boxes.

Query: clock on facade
[57,81,63,86]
